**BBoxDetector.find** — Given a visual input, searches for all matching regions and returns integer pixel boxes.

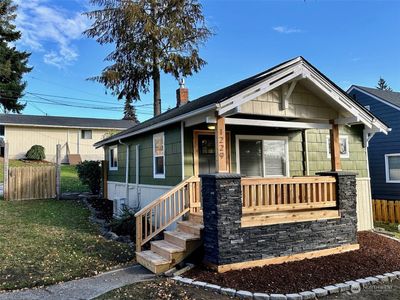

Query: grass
[0,160,90,194]
[60,165,90,193]
[375,221,400,238]
[0,199,134,291]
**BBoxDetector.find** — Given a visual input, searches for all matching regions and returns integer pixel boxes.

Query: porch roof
[95,56,388,148]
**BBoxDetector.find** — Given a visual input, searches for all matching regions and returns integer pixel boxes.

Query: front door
[194,130,231,176]
[198,134,216,175]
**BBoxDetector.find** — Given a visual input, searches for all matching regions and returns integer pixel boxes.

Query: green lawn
[60,165,90,193]
[0,160,90,194]
[0,199,134,291]
[375,221,400,238]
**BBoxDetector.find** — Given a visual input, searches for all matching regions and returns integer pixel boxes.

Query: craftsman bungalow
[95,57,388,274]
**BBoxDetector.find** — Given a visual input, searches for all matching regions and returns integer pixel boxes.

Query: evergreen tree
[0,0,32,113]
[85,0,212,116]
[123,100,140,123]
[376,77,393,91]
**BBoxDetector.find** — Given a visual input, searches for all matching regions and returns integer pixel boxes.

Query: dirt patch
[186,232,400,294]
[95,278,232,300]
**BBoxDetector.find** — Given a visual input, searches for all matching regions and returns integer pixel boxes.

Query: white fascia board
[218,64,304,115]
[95,104,217,148]
[1,123,128,130]
[302,64,388,134]
[347,86,400,113]
[225,118,332,130]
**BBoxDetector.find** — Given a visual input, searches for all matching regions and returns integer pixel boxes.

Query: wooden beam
[281,80,297,110]
[206,243,360,273]
[330,120,342,171]
[215,116,227,173]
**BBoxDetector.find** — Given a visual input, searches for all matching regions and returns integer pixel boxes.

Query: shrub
[26,145,45,160]
[76,160,102,194]
[110,206,137,240]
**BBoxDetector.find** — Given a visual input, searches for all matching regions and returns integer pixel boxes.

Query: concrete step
[136,250,171,274]
[151,240,185,262]
[177,220,204,236]
[164,230,200,249]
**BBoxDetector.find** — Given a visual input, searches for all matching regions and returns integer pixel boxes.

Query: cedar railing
[241,176,337,214]
[135,176,201,252]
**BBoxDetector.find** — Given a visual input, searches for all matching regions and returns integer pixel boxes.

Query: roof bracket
[281,80,297,110]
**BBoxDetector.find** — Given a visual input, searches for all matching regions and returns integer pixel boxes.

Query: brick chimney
[176,78,189,107]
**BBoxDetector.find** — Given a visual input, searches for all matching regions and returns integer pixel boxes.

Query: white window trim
[326,135,350,159]
[385,153,400,183]
[235,135,290,178]
[109,145,118,171]
[153,132,166,179]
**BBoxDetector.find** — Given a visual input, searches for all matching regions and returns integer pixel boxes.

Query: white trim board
[385,153,400,184]
[218,62,388,134]
[107,181,173,189]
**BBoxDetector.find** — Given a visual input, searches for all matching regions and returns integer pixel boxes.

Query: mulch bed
[87,197,114,221]
[186,232,400,294]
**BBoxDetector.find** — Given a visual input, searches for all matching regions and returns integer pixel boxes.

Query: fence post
[56,144,61,200]
[102,160,108,199]
[3,142,9,201]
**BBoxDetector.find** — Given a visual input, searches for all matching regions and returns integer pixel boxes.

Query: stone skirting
[200,172,358,268]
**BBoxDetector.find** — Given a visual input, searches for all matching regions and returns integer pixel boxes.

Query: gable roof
[0,114,135,130]
[95,56,389,147]
[348,85,400,111]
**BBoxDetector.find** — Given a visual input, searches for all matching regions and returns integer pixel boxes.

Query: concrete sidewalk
[0,265,154,300]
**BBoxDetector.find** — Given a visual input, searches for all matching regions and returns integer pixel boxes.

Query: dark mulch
[87,197,114,221]
[186,232,400,294]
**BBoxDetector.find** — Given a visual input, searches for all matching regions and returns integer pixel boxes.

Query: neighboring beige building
[0,114,134,163]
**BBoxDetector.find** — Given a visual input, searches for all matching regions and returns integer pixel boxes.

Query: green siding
[307,125,368,177]
[108,123,182,186]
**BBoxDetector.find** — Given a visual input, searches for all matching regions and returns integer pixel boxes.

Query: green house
[95,57,388,274]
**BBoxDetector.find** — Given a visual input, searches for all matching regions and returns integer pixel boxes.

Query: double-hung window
[109,146,118,171]
[153,132,165,178]
[237,135,289,177]
[81,130,92,139]
[385,154,400,183]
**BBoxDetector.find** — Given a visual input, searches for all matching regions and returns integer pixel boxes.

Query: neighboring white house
[0,114,135,163]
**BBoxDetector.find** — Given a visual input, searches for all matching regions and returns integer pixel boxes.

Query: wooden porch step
[177,221,204,236]
[164,230,200,249]
[151,240,185,262]
[189,213,203,224]
[136,250,171,274]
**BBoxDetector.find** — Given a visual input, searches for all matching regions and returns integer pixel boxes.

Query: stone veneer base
[206,244,359,273]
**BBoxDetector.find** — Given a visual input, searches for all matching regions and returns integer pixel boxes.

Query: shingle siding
[349,89,400,199]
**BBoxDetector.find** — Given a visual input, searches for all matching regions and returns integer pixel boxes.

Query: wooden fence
[7,166,57,200]
[373,199,400,224]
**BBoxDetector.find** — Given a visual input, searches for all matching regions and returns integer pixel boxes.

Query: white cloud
[15,0,90,68]
[273,26,302,34]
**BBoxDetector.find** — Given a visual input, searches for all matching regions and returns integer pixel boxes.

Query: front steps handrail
[135,176,200,252]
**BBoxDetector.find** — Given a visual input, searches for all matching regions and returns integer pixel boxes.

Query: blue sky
[14,0,400,121]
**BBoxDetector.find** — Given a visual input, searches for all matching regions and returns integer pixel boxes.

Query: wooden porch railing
[241,176,337,214]
[135,176,201,252]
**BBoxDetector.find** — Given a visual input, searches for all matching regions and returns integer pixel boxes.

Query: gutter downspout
[119,140,130,204]
[135,144,140,210]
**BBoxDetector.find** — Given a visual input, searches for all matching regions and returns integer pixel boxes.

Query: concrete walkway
[0,265,154,300]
